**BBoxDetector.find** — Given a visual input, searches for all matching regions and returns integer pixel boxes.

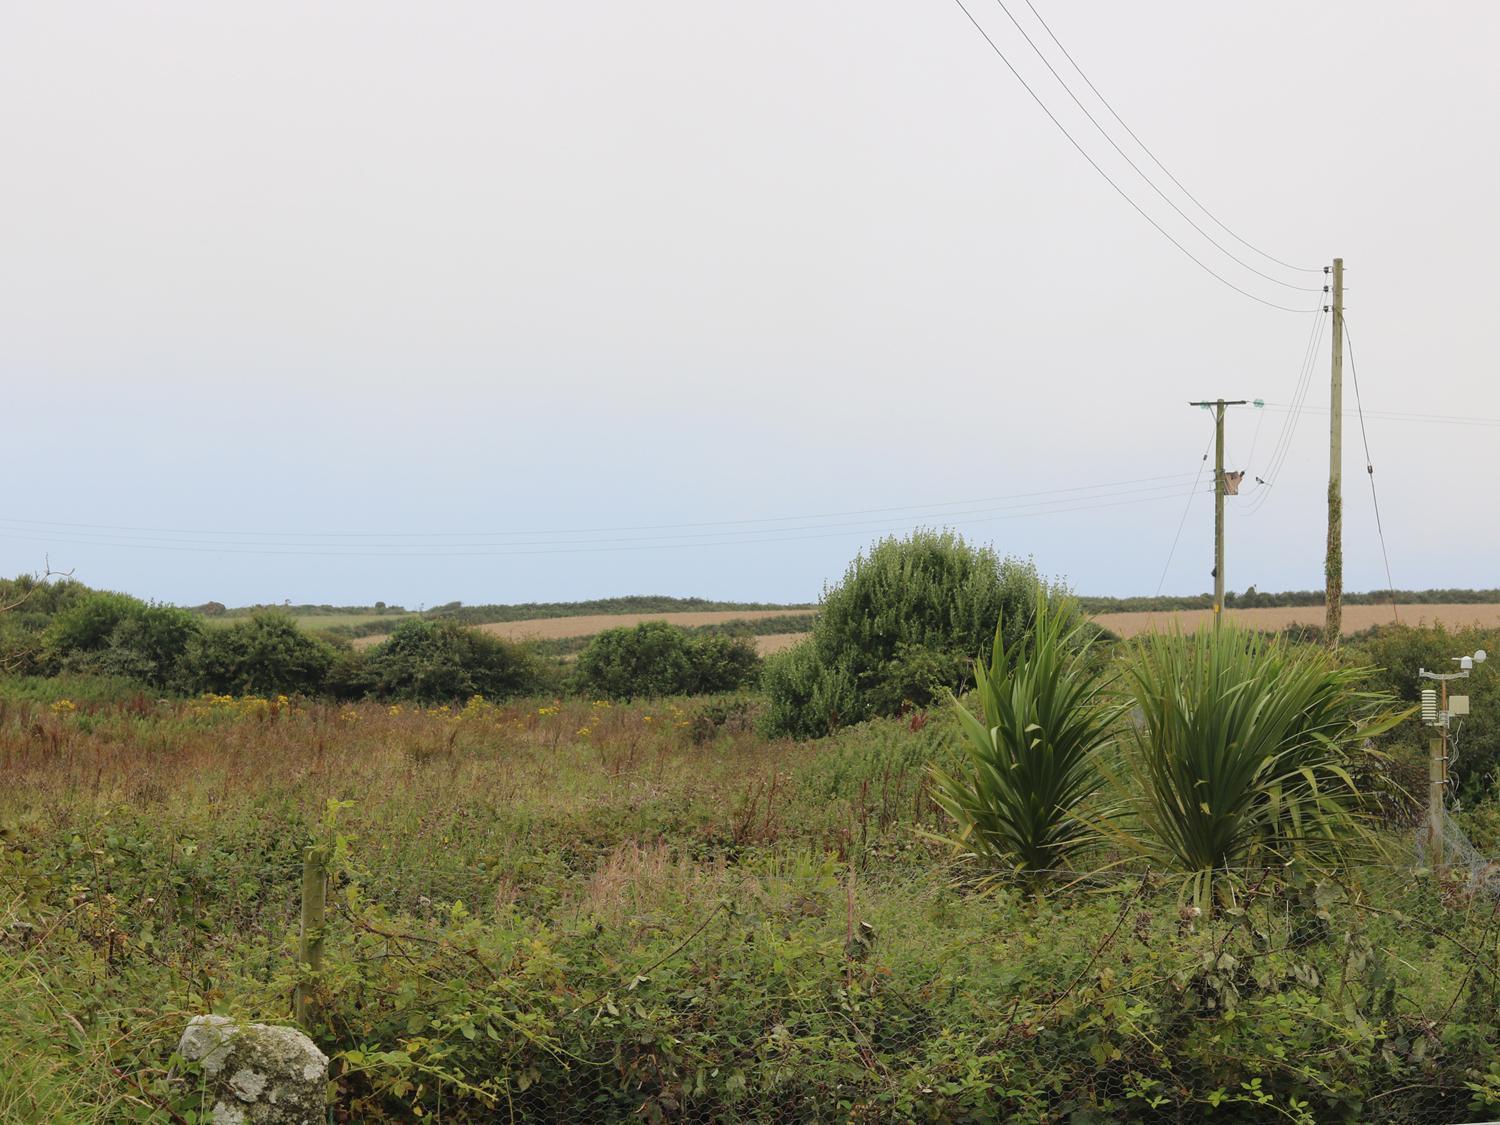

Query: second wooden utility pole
[1324,257,1344,647]
[1189,398,1248,629]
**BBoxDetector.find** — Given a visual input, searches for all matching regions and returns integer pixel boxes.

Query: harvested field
[1093,602,1500,639]
[353,609,808,649]
[754,632,809,655]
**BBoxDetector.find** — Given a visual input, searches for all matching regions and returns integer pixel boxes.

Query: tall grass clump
[930,593,1123,875]
[1120,625,1409,904]
[763,531,1052,739]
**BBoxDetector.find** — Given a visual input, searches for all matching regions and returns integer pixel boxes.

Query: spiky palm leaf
[930,593,1124,875]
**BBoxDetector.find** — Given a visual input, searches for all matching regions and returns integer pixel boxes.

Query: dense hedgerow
[572,620,760,699]
[763,531,1052,739]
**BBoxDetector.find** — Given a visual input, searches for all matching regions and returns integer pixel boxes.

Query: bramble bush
[42,589,202,689]
[0,574,92,674]
[572,620,760,699]
[182,611,336,696]
[763,531,1052,738]
[354,618,548,704]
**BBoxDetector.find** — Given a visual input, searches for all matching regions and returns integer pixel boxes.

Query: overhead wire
[1242,402,1268,473]
[1257,403,1500,428]
[1343,317,1400,618]
[0,486,1202,560]
[0,480,1200,553]
[1243,303,1329,516]
[0,472,1200,542]
[1249,305,1326,499]
[987,0,1320,292]
[1154,421,1218,596]
[946,0,1318,313]
[1018,0,1323,275]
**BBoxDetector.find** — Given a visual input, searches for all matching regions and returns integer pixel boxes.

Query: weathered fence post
[294,844,326,1028]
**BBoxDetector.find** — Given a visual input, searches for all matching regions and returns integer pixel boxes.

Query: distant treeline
[1078,589,1500,614]
[427,595,814,625]
[196,601,412,618]
[193,595,817,640]
[524,614,818,658]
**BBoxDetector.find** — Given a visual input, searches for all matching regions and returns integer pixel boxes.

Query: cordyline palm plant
[1118,625,1410,907]
[930,593,1125,877]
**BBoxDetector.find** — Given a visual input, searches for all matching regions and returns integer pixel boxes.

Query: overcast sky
[3,2,1496,607]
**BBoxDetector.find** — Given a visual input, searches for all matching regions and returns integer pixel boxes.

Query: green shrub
[362,619,542,704]
[572,621,760,700]
[183,612,335,696]
[763,531,1050,738]
[931,593,1123,875]
[760,638,858,739]
[42,590,202,688]
[0,575,92,673]
[681,631,761,693]
[1346,622,1499,803]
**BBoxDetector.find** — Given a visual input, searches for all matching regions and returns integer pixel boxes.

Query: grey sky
[3,2,1496,607]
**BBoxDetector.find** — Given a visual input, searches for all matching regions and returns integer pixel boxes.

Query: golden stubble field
[353,610,811,652]
[352,603,1500,655]
[1092,603,1500,638]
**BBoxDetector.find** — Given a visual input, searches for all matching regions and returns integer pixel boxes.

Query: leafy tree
[184,613,335,696]
[362,619,541,704]
[763,531,1050,738]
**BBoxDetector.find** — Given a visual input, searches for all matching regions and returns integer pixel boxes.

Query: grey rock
[178,1015,328,1124]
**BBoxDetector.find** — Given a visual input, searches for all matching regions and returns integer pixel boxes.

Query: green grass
[4,689,1499,1121]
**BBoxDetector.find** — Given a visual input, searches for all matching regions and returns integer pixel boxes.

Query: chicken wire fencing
[201,851,1500,1125]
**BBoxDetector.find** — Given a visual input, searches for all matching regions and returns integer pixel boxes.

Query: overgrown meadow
[7,535,1500,1123]
[6,684,1500,1123]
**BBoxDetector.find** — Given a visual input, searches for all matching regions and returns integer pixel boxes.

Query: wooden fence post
[294,844,326,1028]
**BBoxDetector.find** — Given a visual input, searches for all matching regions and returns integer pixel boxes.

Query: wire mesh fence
[267,854,1500,1123]
[14,827,1500,1121]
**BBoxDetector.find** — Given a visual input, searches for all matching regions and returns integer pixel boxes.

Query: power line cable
[0,482,1197,553]
[0,487,1200,560]
[1244,304,1328,516]
[1242,315,1321,514]
[0,472,1199,542]
[1258,403,1500,428]
[1343,317,1400,618]
[1019,0,1323,275]
[1154,422,1217,596]
[0,480,1198,553]
[946,0,1319,314]
[988,0,1320,291]
[1242,403,1268,471]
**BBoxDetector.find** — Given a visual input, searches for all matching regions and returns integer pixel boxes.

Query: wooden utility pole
[1189,399,1248,629]
[1324,258,1344,647]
